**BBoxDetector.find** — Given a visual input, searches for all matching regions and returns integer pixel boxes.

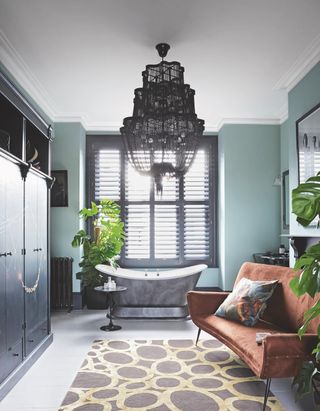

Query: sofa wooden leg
[195,328,201,346]
[263,378,271,411]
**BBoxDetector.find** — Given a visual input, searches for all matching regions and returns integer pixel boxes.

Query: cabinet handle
[6,252,12,256]
[28,339,34,343]
[33,248,38,252]
[12,353,19,357]
[0,253,6,257]
[38,248,42,251]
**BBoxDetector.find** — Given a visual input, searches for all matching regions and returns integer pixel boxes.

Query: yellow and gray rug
[59,339,283,411]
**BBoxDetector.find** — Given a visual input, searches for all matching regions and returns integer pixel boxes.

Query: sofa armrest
[260,333,318,378]
[187,291,229,317]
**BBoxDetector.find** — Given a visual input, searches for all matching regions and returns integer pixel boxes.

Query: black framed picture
[296,102,320,183]
[51,170,68,207]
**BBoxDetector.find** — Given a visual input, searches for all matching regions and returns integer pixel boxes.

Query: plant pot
[85,286,108,309]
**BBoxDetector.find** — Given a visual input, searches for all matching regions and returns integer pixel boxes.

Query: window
[87,135,217,267]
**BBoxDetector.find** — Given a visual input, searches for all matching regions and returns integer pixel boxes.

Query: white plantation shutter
[94,149,121,201]
[87,136,216,267]
[184,204,210,259]
[125,204,150,259]
[184,150,210,260]
[125,159,150,259]
[125,161,150,201]
[154,205,179,259]
[184,150,209,201]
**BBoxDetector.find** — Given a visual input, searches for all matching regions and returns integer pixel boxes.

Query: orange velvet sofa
[187,262,319,408]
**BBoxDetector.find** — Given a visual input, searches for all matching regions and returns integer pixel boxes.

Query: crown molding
[204,125,219,133]
[84,122,124,132]
[54,116,282,133]
[273,33,320,92]
[54,115,123,132]
[53,115,86,127]
[216,117,281,131]
[0,29,58,120]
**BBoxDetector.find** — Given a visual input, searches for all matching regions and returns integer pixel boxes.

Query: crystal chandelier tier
[120,43,205,193]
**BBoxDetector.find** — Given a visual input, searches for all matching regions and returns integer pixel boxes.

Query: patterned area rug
[59,339,284,411]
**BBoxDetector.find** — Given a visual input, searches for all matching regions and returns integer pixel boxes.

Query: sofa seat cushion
[194,314,284,377]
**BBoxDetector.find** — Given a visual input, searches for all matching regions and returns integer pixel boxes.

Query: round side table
[94,286,127,331]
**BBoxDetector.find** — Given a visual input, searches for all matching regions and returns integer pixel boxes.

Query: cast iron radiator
[51,257,74,312]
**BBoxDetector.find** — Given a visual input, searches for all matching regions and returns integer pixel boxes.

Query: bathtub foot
[195,328,201,346]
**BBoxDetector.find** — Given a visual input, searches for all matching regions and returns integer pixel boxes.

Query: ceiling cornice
[54,115,124,132]
[215,117,281,131]
[273,33,320,92]
[0,29,58,120]
[1,28,318,132]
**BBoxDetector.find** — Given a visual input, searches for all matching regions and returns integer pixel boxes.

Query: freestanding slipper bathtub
[95,264,207,318]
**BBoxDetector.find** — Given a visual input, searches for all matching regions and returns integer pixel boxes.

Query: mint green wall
[280,120,289,247]
[288,62,320,238]
[280,120,289,173]
[50,123,86,292]
[196,268,219,287]
[219,124,281,290]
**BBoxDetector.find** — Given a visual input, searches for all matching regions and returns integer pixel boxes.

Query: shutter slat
[125,203,150,259]
[155,204,179,259]
[94,149,121,201]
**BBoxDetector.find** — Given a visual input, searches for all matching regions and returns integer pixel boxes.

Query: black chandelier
[120,43,205,193]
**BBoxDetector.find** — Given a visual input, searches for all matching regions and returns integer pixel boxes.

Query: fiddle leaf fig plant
[71,198,125,287]
[290,172,320,400]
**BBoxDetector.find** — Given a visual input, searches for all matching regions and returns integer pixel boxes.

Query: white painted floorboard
[0,309,314,411]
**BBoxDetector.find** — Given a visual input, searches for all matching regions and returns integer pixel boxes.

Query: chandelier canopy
[120,43,205,193]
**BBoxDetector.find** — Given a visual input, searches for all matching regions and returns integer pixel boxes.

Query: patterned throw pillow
[214,278,278,326]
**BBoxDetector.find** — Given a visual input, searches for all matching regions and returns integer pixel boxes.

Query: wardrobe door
[4,160,24,374]
[0,156,7,383]
[36,178,48,336]
[24,172,40,356]
[0,156,24,383]
[24,173,48,356]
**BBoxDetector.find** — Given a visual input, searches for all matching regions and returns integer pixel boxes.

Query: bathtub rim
[95,263,208,281]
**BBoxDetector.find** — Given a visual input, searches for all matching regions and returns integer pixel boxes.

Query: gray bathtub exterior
[106,271,202,319]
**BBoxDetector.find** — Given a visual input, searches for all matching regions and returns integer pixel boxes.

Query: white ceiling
[0,0,320,131]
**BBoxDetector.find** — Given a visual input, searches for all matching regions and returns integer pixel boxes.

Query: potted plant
[71,198,125,309]
[290,172,320,405]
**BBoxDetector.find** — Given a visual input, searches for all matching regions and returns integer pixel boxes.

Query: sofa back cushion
[215,277,278,326]
[234,262,319,333]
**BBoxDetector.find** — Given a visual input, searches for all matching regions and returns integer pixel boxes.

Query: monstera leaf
[292,361,317,401]
[292,173,320,226]
[290,173,320,402]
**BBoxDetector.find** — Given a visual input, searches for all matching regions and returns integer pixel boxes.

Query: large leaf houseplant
[291,172,320,402]
[72,198,125,308]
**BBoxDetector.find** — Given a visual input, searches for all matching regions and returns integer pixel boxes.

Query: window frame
[86,134,218,268]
